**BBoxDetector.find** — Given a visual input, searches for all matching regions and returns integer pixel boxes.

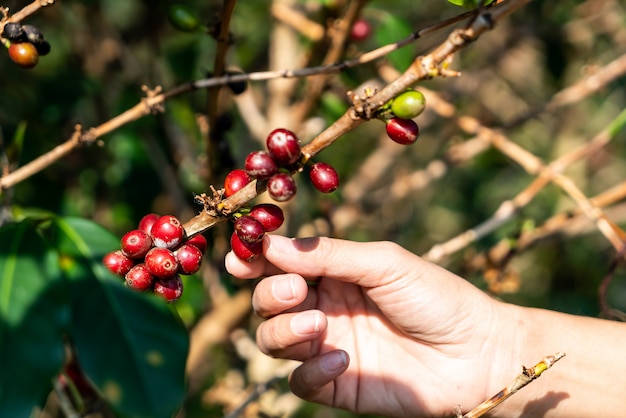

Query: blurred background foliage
[1,0,626,416]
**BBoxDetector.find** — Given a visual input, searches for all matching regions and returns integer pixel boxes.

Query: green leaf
[52,217,189,418]
[446,0,494,8]
[375,13,414,72]
[0,220,68,418]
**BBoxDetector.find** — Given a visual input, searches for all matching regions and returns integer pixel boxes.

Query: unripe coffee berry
[391,89,426,120]
[168,4,200,32]
[245,150,278,179]
[309,162,339,193]
[8,42,39,69]
[125,264,155,291]
[230,232,262,262]
[145,247,179,279]
[234,216,265,244]
[151,215,185,249]
[138,213,160,234]
[249,204,284,232]
[174,244,203,275]
[120,229,153,259]
[267,172,297,202]
[224,169,251,197]
[103,250,135,277]
[385,117,420,145]
[154,275,184,303]
[266,128,301,166]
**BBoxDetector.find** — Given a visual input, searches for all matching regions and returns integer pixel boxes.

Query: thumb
[263,235,428,288]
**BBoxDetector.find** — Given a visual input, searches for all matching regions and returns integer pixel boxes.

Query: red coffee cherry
[234,216,265,244]
[150,215,185,249]
[186,234,208,253]
[153,275,184,303]
[244,150,279,179]
[103,250,135,277]
[249,203,284,232]
[125,264,155,291]
[174,244,203,275]
[309,162,340,193]
[385,117,420,145]
[8,42,39,69]
[138,213,160,234]
[266,128,301,166]
[230,232,262,262]
[267,172,297,202]
[350,18,372,42]
[144,247,179,279]
[224,169,251,197]
[120,229,153,259]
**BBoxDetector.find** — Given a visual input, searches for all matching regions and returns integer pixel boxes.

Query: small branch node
[141,85,165,114]
[194,185,226,217]
[39,0,56,6]
[347,87,379,120]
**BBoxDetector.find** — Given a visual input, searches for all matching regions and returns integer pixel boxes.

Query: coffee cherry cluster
[382,89,426,145]
[230,203,284,262]
[224,128,340,204]
[103,214,207,303]
[2,22,50,69]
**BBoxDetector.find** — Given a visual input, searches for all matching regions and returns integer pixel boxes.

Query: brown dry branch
[0,0,55,29]
[458,352,566,418]
[271,3,325,42]
[0,4,500,194]
[423,107,626,263]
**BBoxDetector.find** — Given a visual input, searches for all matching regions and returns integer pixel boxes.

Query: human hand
[225,235,519,417]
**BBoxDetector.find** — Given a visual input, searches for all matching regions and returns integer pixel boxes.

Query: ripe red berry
[267,172,297,202]
[174,244,203,275]
[138,213,160,234]
[8,42,39,69]
[120,229,153,259]
[153,275,184,303]
[266,128,301,166]
[385,117,420,145]
[309,162,340,193]
[186,234,208,253]
[144,247,179,279]
[103,250,135,277]
[224,169,252,197]
[249,204,284,232]
[230,232,262,262]
[244,150,279,179]
[125,264,155,291]
[350,18,372,42]
[234,216,265,244]
[150,215,185,249]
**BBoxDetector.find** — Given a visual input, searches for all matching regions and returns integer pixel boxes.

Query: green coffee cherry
[390,89,426,120]
[168,4,200,32]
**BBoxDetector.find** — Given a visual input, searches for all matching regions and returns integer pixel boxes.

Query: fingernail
[272,275,296,302]
[321,351,348,373]
[291,311,321,336]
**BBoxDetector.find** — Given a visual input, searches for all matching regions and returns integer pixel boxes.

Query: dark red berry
[150,215,185,249]
[267,172,297,202]
[60,359,97,400]
[226,70,248,95]
[22,25,44,44]
[120,229,153,259]
[2,22,24,42]
[230,232,262,262]
[186,234,208,253]
[234,216,265,244]
[125,264,155,291]
[145,247,179,279]
[8,42,39,69]
[154,275,184,303]
[138,213,160,234]
[103,250,135,277]
[309,162,340,193]
[174,244,203,275]
[385,117,420,145]
[249,204,284,232]
[245,150,279,179]
[224,169,251,197]
[266,128,301,166]
[350,18,371,42]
